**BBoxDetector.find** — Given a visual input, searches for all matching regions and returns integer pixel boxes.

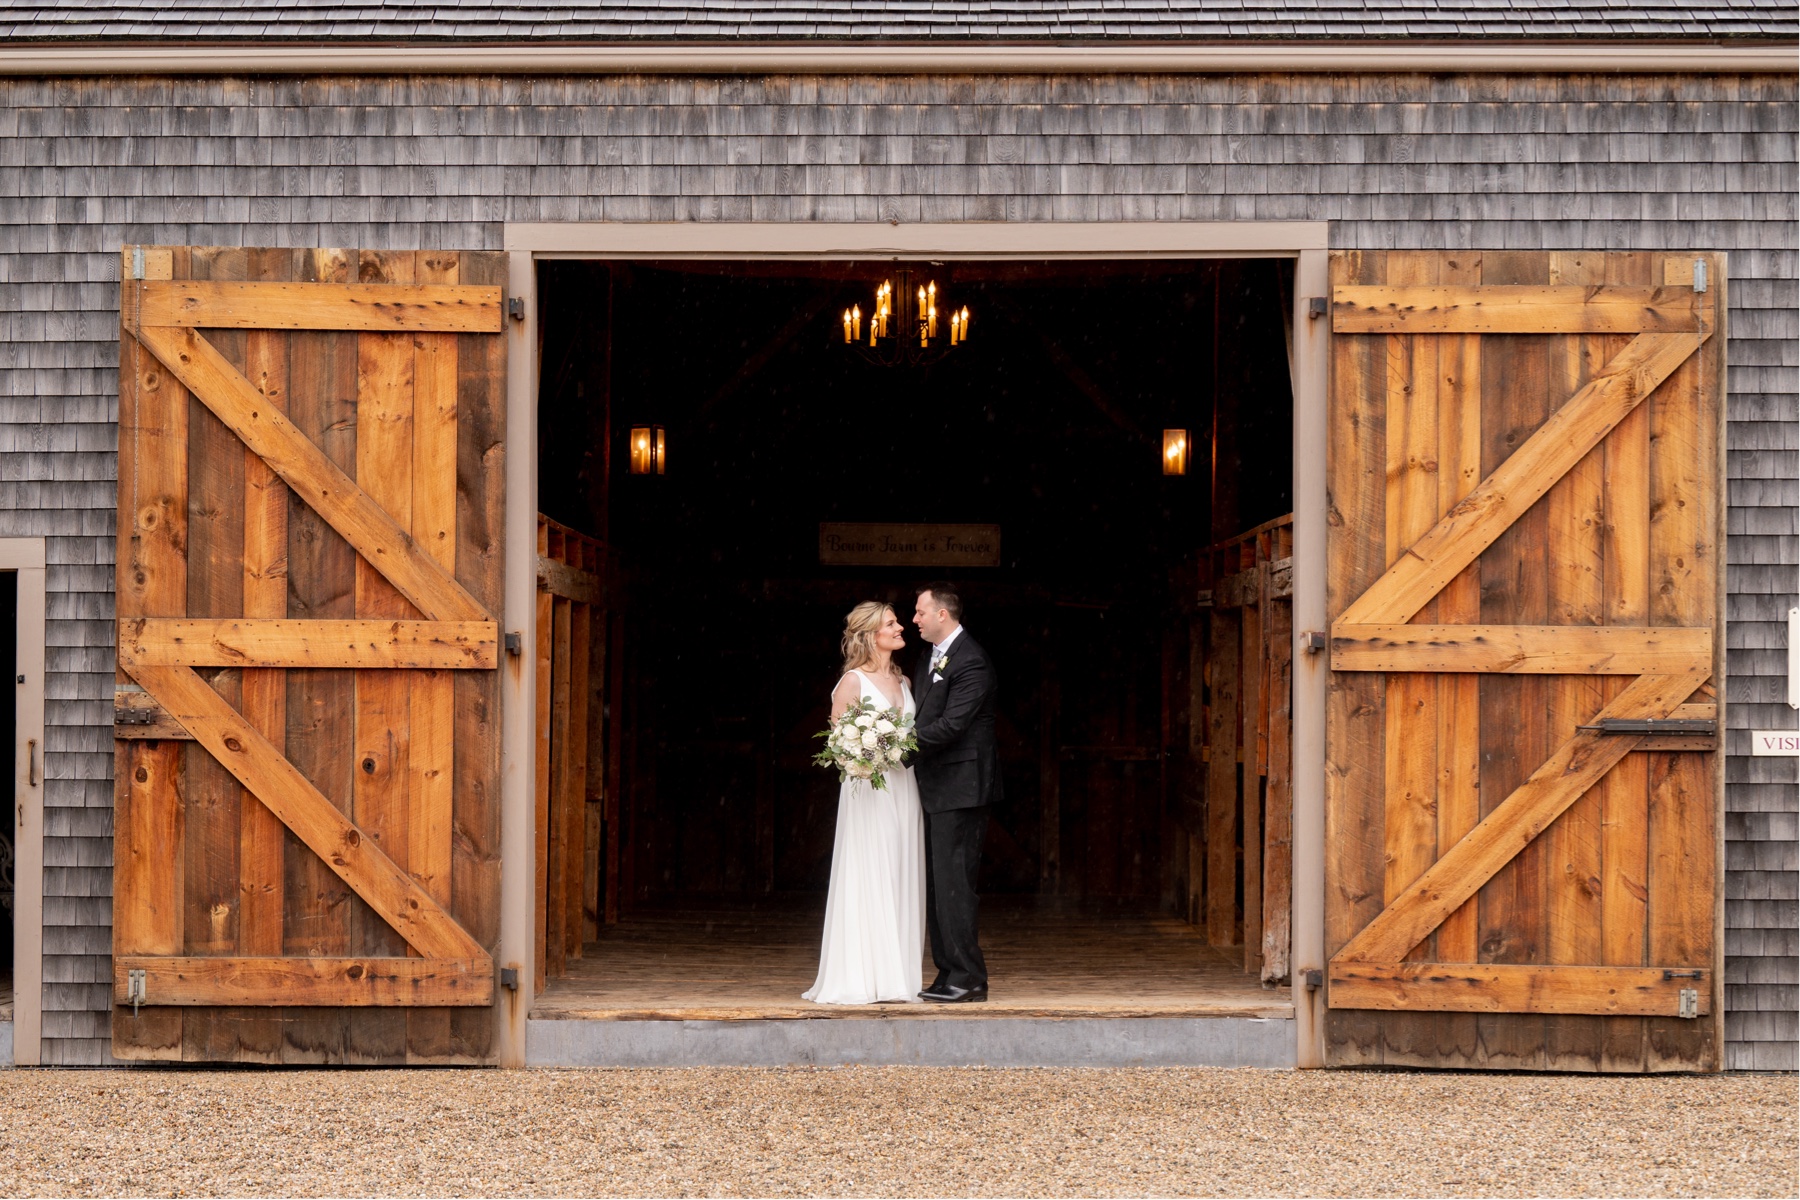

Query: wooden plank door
[1324,251,1724,1072]
[113,246,506,1063]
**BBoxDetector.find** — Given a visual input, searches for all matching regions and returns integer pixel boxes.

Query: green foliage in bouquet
[813,697,918,792]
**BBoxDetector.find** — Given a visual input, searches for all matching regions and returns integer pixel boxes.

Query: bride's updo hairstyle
[841,601,901,676]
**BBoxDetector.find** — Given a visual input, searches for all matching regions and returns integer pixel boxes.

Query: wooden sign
[819,523,1001,568]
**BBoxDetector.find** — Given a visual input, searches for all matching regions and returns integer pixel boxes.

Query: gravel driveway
[0,1067,1791,1197]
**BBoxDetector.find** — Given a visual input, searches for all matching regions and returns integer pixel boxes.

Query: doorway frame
[0,538,46,1065]
[497,222,1332,1068]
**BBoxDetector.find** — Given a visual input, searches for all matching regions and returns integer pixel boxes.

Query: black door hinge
[1579,718,1717,736]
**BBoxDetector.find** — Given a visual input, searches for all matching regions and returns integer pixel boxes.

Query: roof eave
[0,38,1794,75]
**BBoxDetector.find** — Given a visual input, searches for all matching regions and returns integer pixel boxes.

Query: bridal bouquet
[812,698,918,792]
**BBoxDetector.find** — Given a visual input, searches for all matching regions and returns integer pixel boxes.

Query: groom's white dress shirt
[931,625,964,671]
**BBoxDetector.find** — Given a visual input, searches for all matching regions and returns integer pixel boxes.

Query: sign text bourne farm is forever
[819,523,1001,568]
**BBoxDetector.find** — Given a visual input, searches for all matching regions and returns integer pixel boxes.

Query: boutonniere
[932,652,950,674]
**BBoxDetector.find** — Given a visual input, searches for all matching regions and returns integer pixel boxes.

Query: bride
[803,601,927,1005]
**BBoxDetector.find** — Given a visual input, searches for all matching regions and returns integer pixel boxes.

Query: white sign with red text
[1750,730,1800,757]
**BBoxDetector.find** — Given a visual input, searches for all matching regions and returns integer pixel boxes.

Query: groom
[910,582,1000,1003]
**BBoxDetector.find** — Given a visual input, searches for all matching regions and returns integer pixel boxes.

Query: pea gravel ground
[0,1067,1791,1197]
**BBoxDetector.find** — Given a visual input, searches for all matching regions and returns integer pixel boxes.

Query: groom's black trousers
[923,805,989,990]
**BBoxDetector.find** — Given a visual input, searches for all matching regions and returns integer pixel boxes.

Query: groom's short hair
[918,582,963,621]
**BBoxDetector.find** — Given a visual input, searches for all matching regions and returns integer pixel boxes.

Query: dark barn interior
[532,257,1294,1013]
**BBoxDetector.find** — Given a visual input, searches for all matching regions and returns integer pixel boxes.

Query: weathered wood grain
[1329,962,1712,1016]
[116,956,493,1007]
[131,323,491,625]
[118,618,498,670]
[113,252,191,1059]
[138,281,504,333]
[124,663,486,962]
[1382,251,1443,970]
[1335,673,1707,967]
[1330,624,1712,674]
[1323,249,1390,1064]
[1204,606,1240,948]
[1339,328,1713,629]
[1332,284,1711,334]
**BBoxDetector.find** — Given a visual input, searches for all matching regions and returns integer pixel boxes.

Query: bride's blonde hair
[841,601,901,676]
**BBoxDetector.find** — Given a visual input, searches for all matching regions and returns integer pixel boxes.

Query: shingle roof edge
[0,38,1795,75]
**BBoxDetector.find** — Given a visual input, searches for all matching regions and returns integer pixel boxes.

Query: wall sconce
[629,425,666,475]
[1162,429,1189,476]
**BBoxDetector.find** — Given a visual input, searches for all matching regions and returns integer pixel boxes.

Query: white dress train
[803,670,927,1005]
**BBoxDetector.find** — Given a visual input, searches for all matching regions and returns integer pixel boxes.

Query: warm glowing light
[1162,429,1188,477]
[846,270,968,364]
[629,425,667,476]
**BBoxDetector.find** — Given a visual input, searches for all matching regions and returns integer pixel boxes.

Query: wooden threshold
[530,901,1294,1022]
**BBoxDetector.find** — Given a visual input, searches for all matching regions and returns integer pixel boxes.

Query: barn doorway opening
[531,257,1295,1015]
[0,568,15,1022]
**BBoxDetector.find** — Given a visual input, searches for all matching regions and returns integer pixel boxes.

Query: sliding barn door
[113,246,506,1063]
[1325,251,1723,1072]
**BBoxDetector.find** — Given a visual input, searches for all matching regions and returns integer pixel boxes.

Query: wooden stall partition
[533,514,608,992]
[1178,515,1295,983]
[1325,250,1723,1072]
[112,246,506,1064]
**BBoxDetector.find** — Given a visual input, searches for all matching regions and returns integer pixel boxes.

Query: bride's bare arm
[830,673,859,722]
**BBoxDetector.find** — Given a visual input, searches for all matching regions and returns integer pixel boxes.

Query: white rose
[874,719,895,734]
[848,761,874,778]
[855,714,876,729]
[861,730,880,749]
[887,747,903,762]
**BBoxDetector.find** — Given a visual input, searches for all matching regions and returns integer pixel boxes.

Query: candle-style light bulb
[843,309,852,344]
[961,307,970,341]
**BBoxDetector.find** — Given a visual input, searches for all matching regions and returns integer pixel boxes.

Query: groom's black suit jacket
[911,630,1003,815]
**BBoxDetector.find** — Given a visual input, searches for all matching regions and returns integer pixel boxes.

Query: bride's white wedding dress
[803,669,926,1005]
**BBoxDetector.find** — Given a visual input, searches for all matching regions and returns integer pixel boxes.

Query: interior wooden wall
[533,515,609,993]
[1171,516,1295,984]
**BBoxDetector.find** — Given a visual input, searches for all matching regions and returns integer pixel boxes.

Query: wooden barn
[0,0,1793,1072]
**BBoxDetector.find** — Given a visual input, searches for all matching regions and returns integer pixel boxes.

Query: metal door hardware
[507,296,526,321]
[504,632,523,656]
[1302,968,1324,992]
[1693,259,1708,293]
[126,968,147,1016]
[500,967,519,992]
[114,707,157,725]
[1578,718,1717,736]
[1677,988,1699,1019]
[1307,296,1329,320]
[1301,631,1327,654]
[1662,969,1705,980]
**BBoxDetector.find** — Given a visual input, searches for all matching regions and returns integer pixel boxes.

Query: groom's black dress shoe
[920,974,949,1000]
[920,982,988,1003]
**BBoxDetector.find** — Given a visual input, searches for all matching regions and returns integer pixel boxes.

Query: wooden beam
[118,617,499,670]
[114,956,493,1006]
[537,557,603,605]
[1331,671,1705,966]
[1328,962,1713,1016]
[137,281,504,333]
[1338,330,1708,627]
[133,324,492,624]
[125,662,488,962]
[1331,285,1710,334]
[1329,624,1712,675]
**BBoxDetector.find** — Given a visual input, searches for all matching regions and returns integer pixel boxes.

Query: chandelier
[842,267,970,367]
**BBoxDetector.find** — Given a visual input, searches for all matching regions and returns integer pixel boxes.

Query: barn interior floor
[531,898,1290,1021]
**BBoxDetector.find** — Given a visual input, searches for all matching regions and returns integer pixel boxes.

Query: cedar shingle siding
[0,70,1793,1069]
